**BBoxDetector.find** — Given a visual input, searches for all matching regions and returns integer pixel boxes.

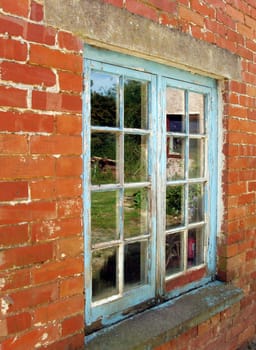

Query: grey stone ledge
[84,282,243,350]
[45,0,241,81]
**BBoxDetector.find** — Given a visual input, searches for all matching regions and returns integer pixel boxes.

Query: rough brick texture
[0,0,256,349]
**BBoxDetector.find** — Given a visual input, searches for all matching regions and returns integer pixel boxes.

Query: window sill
[84,281,243,350]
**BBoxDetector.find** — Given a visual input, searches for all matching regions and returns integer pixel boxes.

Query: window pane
[91,133,118,185]
[187,228,204,268]
[166,232,184,276]
[91,71,119,127]
[92,247,118,301]
[124,134,147,182]
[167,136,185,180]
[166,185,185,229]
[166,88,185,133]
[189,92,204,134]
[91,191,118,245]
[124,188,148,239]
[124,79,148,129]
[124,241,148,290]
[188,184,204,223]
[189,138,205,178]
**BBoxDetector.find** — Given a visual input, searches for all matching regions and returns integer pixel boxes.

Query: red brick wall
[0,0,255,349]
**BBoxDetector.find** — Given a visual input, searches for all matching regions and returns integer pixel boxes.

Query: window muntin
[84,47,218,330]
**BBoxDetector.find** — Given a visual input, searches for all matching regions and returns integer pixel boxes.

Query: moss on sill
[84,281,243,350]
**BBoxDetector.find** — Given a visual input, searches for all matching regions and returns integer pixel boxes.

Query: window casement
[83,46,218,333]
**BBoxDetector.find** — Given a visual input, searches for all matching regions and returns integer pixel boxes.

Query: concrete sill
[84,281,243,350]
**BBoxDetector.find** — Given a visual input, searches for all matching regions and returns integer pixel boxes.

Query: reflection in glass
[91,191,118,245]
[124,79,148,129]
[166,185,184,229]
[92,247,117,301]
[166,136,185,180]
[189,93,204,134]
[166,88,185,133]
[166,232,184,276]
[124,134,147,182]
[124,188,148,239]
[187,228,204,268]
[124,241,147,289]
[91,71,119,127]
[91,133,117,185]
[188,184,203,223]
[189,138,204,178]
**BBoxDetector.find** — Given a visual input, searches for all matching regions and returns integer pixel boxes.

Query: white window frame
[83,45,218,330]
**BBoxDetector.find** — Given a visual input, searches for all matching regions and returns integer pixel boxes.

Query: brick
[166,267,206,292]
[147,0,177,13]
[57,236,83,258]
[103,0,123,7]
[1,325,60,350]
[0,156,55,180]
[30,44,82,73]
[0,319,8,337]
[58,31,83,52]
[59,276,84,298]
[8,283,58,312]
[36,333,84,350]
[56,115,82,135]
[190,0,215,17]
[32,91,82,113]
[0,268,31,291]
[0,201,56,225]
[0,242,54,269]
[30,0,44,21]
[0,85,27,108]
[0,111,54,133]
[226,4,244,22]
[0,13,25,36]
[179,5,204,27]
[0,181,28,201]
[126,0,159,22]
[24,22,56,45]
[0,223,29,247]
[30,177,82,200]
[0,134,28,155]
[1,61,56,87]
[61,314,84,336]
[0,37,27,61]
[56,156,82,176]
[32,257,83,284]
[31,217,82,242]
[0,0,29,17]
[6,312,31,334]
[58,71,82,93]
[57,198,82,218]
[30,135,82,155]
[33,295,84,324]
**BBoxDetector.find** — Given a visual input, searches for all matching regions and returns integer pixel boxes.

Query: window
[83,46,218,332]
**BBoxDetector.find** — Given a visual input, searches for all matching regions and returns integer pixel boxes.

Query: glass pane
[187,228,204,268]
[91,191,118,245]
[124,79,148,129]
[124,241,148,289]
[124,134,147,182]
[189,92,204,134]
[91,133,117,185]
[189,138,204,178]
[188,184,204,223]
[91,71,119,127]
[166,87,185,133]
[124,188,148,239]
[166,232,184,276]
[92,247,118,301]
[166,185,185,229]
[167,136,185,180]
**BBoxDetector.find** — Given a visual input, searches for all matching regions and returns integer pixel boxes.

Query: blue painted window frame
[83,45,218,329]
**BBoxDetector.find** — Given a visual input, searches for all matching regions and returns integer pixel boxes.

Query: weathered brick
[1,61,56,87]
[30,135,82,155]
[61,314,84,337]
[0,85,27,108]
[0,37,27,61]
[59,276,84,298]
[32,91,82,113]
[58,71,82,93]
[6,312,31,334]
[58,31,83,51]
[0,135,28,154]
[56,156,82,177]
[0,223,29,247]
[0,0,29,17]
[30,0,44,21]
[56,115,82,135]
[0,242,54,269]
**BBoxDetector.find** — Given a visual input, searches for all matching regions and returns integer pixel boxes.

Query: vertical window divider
[184,90,189,272]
